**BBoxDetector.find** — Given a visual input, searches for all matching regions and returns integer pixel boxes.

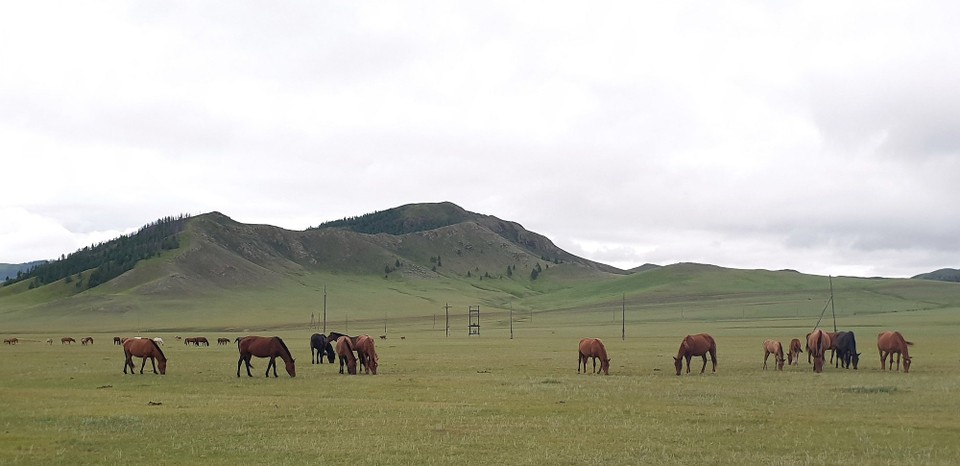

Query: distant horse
[217,338,230,345]
[762,340,785,371]
[113,336,122,345]
[46,338,53,345]
[787,338,803,366]
[674,334,717,376]
[833,331,859,369]
[878,331,913,373]
[61,337,76,345]
[335,336,357,375]
[807,329,832,373]
[379,335,387,340]
[195,337,209,346]
[174,336,182,341]
[81,337,94,345]
[310,333,335,364]
[3,338,17,345]
[153,337,164,346]
[355,335,379,375]
[578,338,610,375]
[184,337,197,346]
[236,336,296,378]
[123,338,167,375]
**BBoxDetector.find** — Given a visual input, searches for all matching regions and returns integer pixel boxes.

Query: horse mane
[274,336,292,360]
[149,339,167,360]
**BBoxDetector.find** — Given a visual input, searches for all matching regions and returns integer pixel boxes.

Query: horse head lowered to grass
[236,336,295,378]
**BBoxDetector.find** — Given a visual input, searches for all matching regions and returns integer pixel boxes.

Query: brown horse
[807,329,832,373]
[674,334,717,376]
[113,336,122,345]
[335,336,357,375]
[762,339,785,371]
[123,338,167,375]
[878,331,913,373]
[355,335,379,375]
[806,331,838,364]
[787,338,803,366]
[81,337,94,345]
[3,338,17,345]
[236,336,295,377]
[578,338,610,375]
[61,337,75,345]
[217,337,230,345]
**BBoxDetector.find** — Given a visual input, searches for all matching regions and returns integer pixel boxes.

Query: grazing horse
[61,337,76,345]
[762,339,785,371]
[674,334,717,376]
[217,338,230,345]
[379,335,387,340]
[807,331,838,364]
[81,337,94,345]
[878,331,913,373]
[787,338,803,366]
[123,338,167,375]
[807,329,832,373]
[113,336,122,345]
[328,332,363,372]
[310,333,335,364]
[184,337,197,346]
[236,336,296,378]
[196,337,209,346]
[578,338,610,375]
[335,336,357,375]
[833,331,860,369]
[3,338,17,345]
[355,335,379,375]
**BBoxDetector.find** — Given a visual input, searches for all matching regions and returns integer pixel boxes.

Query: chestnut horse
[762,339,785,371]
[3,338,17,345]
[61,337,75,345]
[787,338,803,366]
[674,334,717,376]
[335,336,357,375]
[123,338,167,375]
[807,329,832,373]
[878,331,913,373]
[578,338,610,375]
[217,338,230,345]
[237,336,296,378]
[355,335,379,375]
[113,336,122,345]
[329,332,362,372]
[81,337,93,345]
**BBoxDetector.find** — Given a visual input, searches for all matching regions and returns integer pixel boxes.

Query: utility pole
[444,303,450,337]
[510,304,514,340]
[323,285,327,333]
[621,294,625,341]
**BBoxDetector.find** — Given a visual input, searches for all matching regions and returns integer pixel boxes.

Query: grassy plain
[1,302,959,465]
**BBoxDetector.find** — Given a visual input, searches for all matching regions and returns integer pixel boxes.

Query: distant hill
[0,261,48,281]
[913,268,960,283]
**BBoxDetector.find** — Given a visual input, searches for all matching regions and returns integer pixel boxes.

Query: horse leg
[700,354,708,374]
[123,353,132,374]
[149,357,158,374]
[685,355,692,374]
[237,355,244,377]
[139,357,147,374]
[763,351,769,370]
[245,355,254,377]
[271,357,279,377]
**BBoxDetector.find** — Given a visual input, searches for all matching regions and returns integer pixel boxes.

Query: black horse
[310,333,335,364]
[326,331,363,371]
[833,331,860,369]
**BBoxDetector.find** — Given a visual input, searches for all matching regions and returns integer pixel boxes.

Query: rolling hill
[2,202,960,332]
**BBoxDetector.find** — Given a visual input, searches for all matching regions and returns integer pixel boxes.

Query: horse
[833,331,859,369]
[236,336,296,378]
[807,329,832,373]
[806,331,838,364]
[3,338,17,345]
[113,336,122,345]
[123,338,167,375]
[379,335,387,340]
[217,337,230,345]
[878,331,913,373]
[46,338,53,345]
[335,336,357,375]
[787,338,803,366]
[355,335,380,375]
[328,332,363,372]
[578,338,610,375]
[184,337,197,346]
[310,333,335,364]
[153,337,164,346]
[674,333,717,376]
[61,337,75,345]
[81,337,94,345]
[196,337,209,346]
[762,339,785,371]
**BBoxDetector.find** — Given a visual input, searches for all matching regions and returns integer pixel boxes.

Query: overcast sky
[2,2,958,278]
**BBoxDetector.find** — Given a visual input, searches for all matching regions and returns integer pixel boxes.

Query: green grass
[1,305,959,465]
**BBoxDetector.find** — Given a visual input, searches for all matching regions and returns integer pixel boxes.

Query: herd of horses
[577,330,913,376]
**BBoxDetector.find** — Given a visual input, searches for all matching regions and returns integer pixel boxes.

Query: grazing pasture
[1,307,960,465]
